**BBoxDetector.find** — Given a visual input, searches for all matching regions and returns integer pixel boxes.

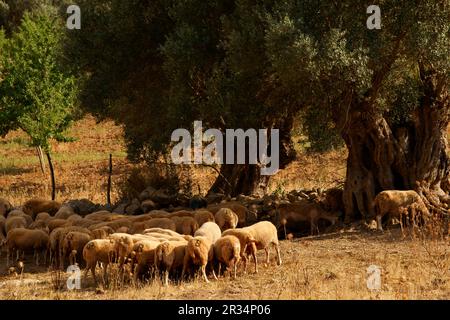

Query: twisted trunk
[342,66,450,222]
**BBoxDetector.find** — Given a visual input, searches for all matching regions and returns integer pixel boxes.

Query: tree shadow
[0,166,34,175]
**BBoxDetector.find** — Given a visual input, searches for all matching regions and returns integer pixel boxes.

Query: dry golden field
[0,117,448,300]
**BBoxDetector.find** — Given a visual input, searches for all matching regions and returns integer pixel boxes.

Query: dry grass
[0,116,448,300]
[0,228,448,300]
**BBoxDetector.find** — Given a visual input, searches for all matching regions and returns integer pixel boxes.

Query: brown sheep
[54,205,76,219]
[83,239,117,285]
[22,199,61,219]
[66,214,83,222]
[116,226,130,234]
[242,221,282,271]
[374,190,429,231]
[48,218,71,232]
[61,231,92,267]
[35,212,51,222]
[213,235,241,279]
[193,209,215,227]
[273,201,340,236]
[182,236,216,283]
[0,198,12,217]
[5,216,27,234]
[70,218,98,228]
[171,216,199,236]
[49,226,92,266]
[0,216,6,247]
[154,240,188,286]
[6,228,49,266]
[130,218,176,234]
[208,201,255,227]
[214,208,239,231]
[7,210,32,226]
[222,228,257,273]
[91,226,115,239]
[132,239,160,281]
[29,220,49,233]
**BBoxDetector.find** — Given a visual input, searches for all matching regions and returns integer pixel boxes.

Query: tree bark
[341,66,450,222]
[46,152,56,201]
[36,146,46,174]
[107,153,112,206]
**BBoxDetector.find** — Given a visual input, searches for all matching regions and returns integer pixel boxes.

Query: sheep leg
[275,243,282,266]
[201,265,209,283]
[163,270,169,286]
[252,250,258,274]
[6,247,10,267]
[35,249,40,266]
[217,263,222,278]
[16,249,19,262]
[233,259,237,279]
[181,255,189,281]
[103,263,109,286]
[265,247,270,265]
[210,264,218,281]
[376,215,383,231]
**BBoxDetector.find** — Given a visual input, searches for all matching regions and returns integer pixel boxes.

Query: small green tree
[0,8,78,200]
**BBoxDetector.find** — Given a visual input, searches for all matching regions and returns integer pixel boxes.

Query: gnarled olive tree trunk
[342,66,450,222]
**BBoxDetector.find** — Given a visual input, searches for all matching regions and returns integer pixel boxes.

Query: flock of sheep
[0,198,282,286]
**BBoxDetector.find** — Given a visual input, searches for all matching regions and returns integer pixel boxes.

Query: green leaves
[0,8,78,151]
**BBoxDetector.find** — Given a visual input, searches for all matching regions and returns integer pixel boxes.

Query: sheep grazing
[54,205,76,220]
[182,236,216,283]
[274,201,340,236]
[171,216,199,236]
[48,226,92,267]
[130,218,176,234]
[5,216,28,234]
[91,226,114,239]
[83,239,117,285]
[22,198,61,219]
[222,228,257,273]
[194,222,222,244]
[213,235,241,279]
[193,209,215,227]
[48,218,71,232]
[208,201,255,227]
[132,239,160,281]
[242,221,282,272]
[107,233,135,266]
[154,240,188,286]
[6,228,49,266]
[61,231,92,267]
[214,208,239,231]
[374,190,429,231]
[0,198,12,217]
[7,210,32,226]
[35,212,51,222]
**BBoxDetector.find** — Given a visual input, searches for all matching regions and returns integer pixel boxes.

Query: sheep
[193,209,215,227]
[214,208,239,231]
[143,228,184,238]
[22,199,61,219]
[61,231,92,267]
[182,236,216,283]
[242,221,282,272]
[88,218,133,232]
[48,218,71,232]
[171,216,199,236]
[0,198,12,217]
[154,240,188,286]
[66,214,83,222]
[194,222,222,244]
[83,239,117,285]
[213,235,241,279]
[273,201,340,236]
[7,210,32,226]
[5,216,27,234]
[208,201,255,227]
[132,239,160,281]
[29,220,49,233]
[222,228,257,274]
[130,218,176,234]
[107,233,135,266]
[35,212,51,222]
[48,226,92,266]
[0,216,6,248]
[54,205,76,219]
[116,226,130,234]
[70,218,98,228]
[6,228,49,266]
[374,190,429,231]
[91,226,115,239]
